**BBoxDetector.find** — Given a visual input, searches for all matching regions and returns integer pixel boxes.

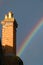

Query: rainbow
[17,17,43,56]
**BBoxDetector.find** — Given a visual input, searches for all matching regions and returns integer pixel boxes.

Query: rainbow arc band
[17,17,43,56]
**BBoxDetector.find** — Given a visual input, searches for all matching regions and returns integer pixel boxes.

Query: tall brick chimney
[1,11,18,56]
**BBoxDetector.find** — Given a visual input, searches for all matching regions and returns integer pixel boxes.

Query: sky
[0,0,43,65]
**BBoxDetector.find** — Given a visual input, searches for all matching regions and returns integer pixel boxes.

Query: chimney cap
[8,11,13,18]
[8,11,13,15]
[5,14,8,19]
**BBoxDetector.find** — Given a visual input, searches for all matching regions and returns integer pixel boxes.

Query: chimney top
[4,11,13,19]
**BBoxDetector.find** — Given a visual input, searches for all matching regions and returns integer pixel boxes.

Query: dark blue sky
[0,0,43,65]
